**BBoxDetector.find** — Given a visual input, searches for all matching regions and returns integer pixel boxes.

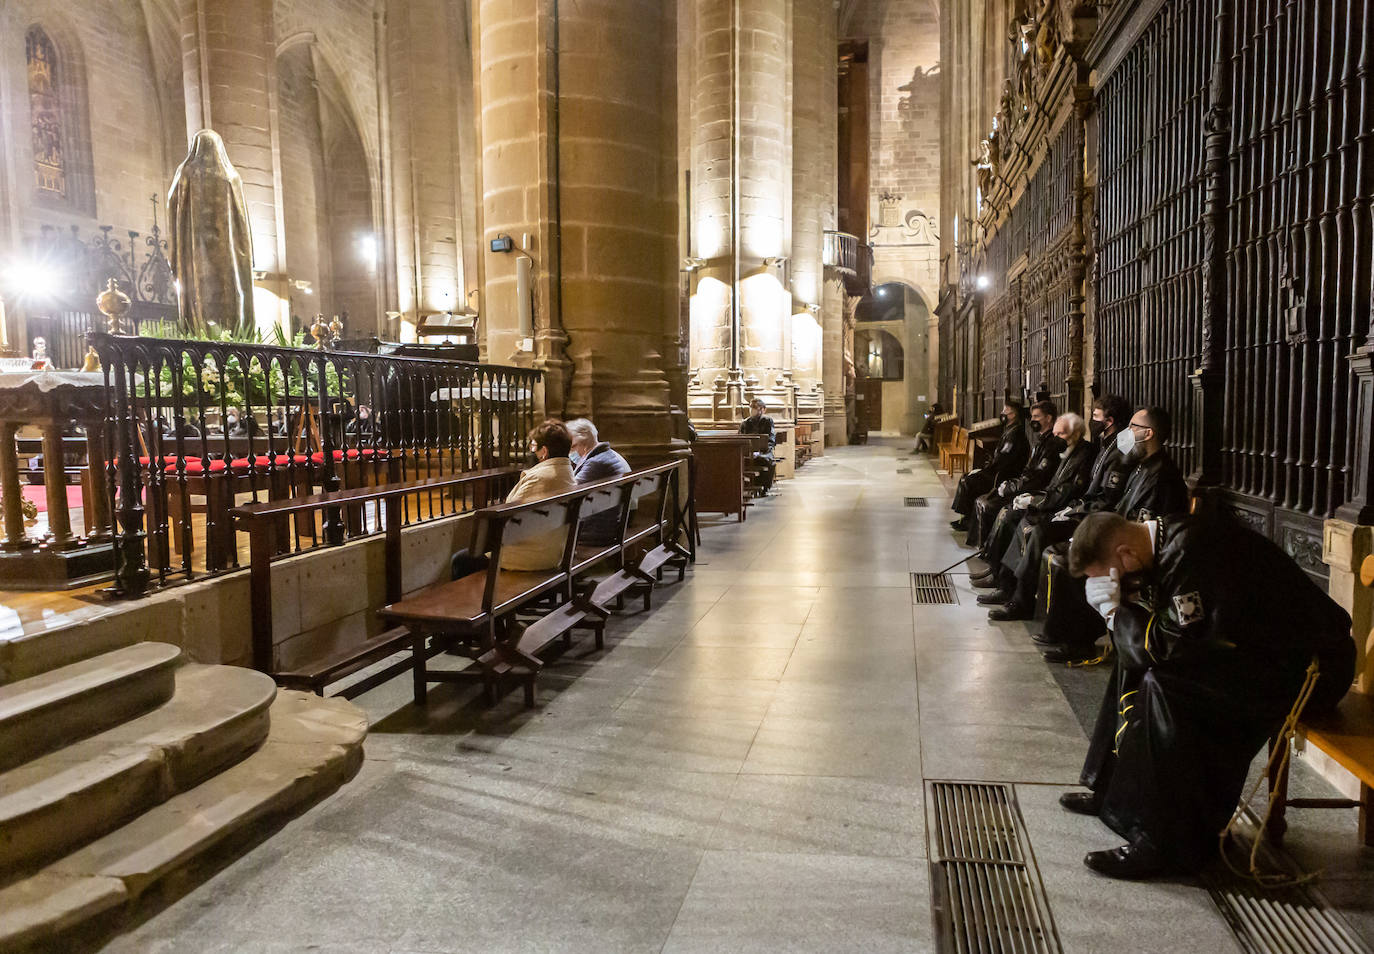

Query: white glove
[1084,569,1121,630]
[997,480,1014,496]
[1013,493,1034,510]
[1053,507,1074,522]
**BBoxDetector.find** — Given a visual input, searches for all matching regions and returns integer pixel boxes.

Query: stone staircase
[0,642,367,952]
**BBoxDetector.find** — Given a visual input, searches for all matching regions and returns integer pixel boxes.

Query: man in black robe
[1059,510,1355,878]
[978,395,1131,624]
[982,413,1098,620]
[967,400,1061,549]
[1033,407,1190,663]
[951,400,1030,532]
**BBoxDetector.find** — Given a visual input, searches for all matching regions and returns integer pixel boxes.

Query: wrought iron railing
[90,332,541,597]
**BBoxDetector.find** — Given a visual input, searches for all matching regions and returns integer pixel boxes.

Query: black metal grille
[1093,0,1212,479]
[911,572,958,605]
[927,781,1062,954]
[897,467,913,474]
[904,497,929,507]
[1204,872,1373,954]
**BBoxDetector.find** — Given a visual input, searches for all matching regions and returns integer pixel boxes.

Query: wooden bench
[1266,555,1374,848]
[378,461,689,707]
[230,466,520,697]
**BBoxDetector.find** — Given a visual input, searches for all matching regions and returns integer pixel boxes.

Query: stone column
[385,0,478,335]
[689,0,793,424]
[475,0,681,454]
[822,274,846,445]
[789,0,834,435]
[557,0,682,455]
[178,0,287,332]
[474,0,569,407]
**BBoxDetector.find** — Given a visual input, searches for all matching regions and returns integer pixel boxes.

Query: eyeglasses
[1128,422,1152,432]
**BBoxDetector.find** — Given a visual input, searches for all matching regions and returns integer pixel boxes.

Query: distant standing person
[739,398,777,494]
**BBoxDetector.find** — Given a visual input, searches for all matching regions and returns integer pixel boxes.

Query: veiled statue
[167,129,255,338]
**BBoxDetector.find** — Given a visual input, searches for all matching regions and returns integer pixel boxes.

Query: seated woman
[566,418,632,546]
[450,419,578,578]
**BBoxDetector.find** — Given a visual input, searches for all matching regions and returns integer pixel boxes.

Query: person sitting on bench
[967,400,1061,549]
[977,412,1095,620]
[1032,405,1190,663]
[450,419,578,578]
[951,399,1030,533]
[914,402,944,452]
[566,417,631,545]
[739,398,777,494]
[1061,510,1355,879]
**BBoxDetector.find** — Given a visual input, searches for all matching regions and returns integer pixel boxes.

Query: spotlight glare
[975,274,992,290]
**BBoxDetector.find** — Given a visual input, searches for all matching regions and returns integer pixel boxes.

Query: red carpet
[20,484,82,514]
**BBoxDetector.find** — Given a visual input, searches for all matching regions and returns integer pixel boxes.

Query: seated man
[450,419,578,578]
[979,412,1096,620]
[1033,406,1190,663]
[914,402,944,452]
[1061,511,1355,879]
[951,399,1030,533]
[566,417,631,546]
[739,398,777,494]
[968,400,1061,549]
[984,395,1132,630]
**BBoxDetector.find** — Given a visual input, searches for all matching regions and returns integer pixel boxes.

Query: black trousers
[969,490,1010,549]
[1003,515,1077,608]
[750,453,776,494]
[952,468,996,516]
[1039,544,1105,651]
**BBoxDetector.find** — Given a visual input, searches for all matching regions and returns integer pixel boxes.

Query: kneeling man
[1062,511,1355,878]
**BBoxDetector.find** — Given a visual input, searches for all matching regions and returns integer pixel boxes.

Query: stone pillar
[475,0,681,454]
[822,273,846,445]
[689,0,793,424]
[385,0,478,337]
[789,0,834,434]
[178,0,287,332]
[474,0,570,410]
[557,0,682,455]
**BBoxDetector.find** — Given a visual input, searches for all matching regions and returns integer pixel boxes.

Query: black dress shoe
[1030,632,1058,647]
[976,588,1013,606]
[950,518,970,532]
[989,601,1032,621]
[1041,646,1100,665]
[1058,791,1100,816]
[1083,841,1167,880]
[969,572,998,588]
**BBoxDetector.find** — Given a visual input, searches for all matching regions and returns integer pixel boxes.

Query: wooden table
[693,434,754,521]
[0,371,115,588]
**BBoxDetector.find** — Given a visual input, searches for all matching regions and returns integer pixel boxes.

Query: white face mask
[570,451,582,466]
[1116,428,1137,457]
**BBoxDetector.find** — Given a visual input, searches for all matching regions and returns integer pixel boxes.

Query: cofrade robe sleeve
[167,130,256,339]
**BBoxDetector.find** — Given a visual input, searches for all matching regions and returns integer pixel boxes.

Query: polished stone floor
[102,441,1372,953]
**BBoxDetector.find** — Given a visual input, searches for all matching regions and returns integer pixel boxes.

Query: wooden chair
[947,429,973,477]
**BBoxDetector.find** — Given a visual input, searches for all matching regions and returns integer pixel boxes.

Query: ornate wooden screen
[1092,0,1212,479]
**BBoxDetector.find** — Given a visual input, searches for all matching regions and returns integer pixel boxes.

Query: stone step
[0,690,367,953]
[0,643,181,773]
[0,663,277,878]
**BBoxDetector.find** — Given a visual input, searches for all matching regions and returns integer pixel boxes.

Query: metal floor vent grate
[897,467,913,474]
[927,781,1062,954]
[912,572,958,605]
[1203,871,1373,954]
[905,497,930,507]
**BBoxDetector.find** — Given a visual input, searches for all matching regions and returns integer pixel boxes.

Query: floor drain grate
[897,467,913,474]
[905,497,929,507]
[1203,871,1373,954]
[912,572,958,605]
[927,781,1062,954]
